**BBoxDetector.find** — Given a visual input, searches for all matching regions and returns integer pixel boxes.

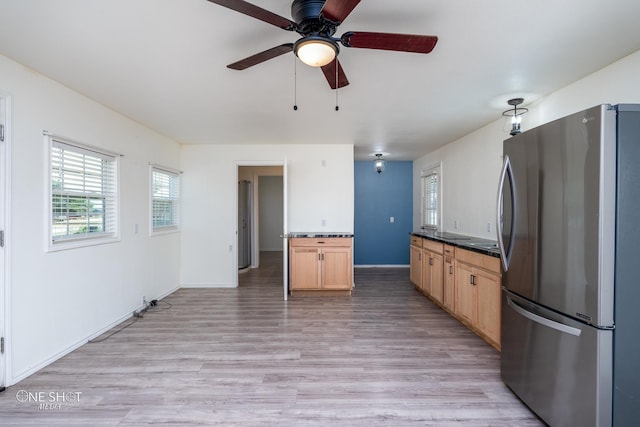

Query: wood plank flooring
[0,251,542,426]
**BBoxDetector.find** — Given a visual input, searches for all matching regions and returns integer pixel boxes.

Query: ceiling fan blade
[341,32,438,54]
[206,0,296,31]
[227,44,294,70]
[320,0,361,24]
[321,58,349,89]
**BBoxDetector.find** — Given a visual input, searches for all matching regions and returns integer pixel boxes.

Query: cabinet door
[321,247,352,290]
[430,252,444,304]
[409,245,422,287]
[290,247,320,289]
[443,256,455,310]
[475,269,501,346]
[454,262,476,324]
[421,249,432,296]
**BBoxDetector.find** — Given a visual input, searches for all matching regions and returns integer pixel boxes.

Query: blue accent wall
[354,161,413,265]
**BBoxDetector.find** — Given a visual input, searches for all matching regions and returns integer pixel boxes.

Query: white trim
[180,283,236,288]
[234,160,286,289]
[149,164,181,236]
[148,162,182,175]
[0,92,11,386]
[45,134,121,252]
[421,162,443,231]
[43,131,123,158]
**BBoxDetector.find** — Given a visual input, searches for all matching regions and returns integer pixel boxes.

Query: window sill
[47,235,120,252]
[150,227,180,237]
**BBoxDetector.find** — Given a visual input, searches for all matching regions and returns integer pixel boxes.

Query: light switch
[390,217,395,223]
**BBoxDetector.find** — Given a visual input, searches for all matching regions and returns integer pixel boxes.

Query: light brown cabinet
[409,235,423,287]
[289,237,352,293]
[454,248,501,349]
[422,239,444,302]
[408,235,502,350]
[443,245,455,311]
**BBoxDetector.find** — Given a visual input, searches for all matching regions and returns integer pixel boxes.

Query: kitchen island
[289,233,353,296]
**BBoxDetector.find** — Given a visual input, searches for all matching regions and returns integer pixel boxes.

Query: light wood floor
[0,251,542,426]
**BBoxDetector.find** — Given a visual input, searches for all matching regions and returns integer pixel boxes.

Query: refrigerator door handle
[507,295,582,337]
[497,155,516,271]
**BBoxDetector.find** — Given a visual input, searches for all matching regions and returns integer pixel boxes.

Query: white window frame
[45,132,120,251]
[149,164,181,236]
[421,164,441,231]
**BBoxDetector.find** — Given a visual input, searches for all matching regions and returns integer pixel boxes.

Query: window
[48,134,119,249]
[150,166,180,233]
[422,165,441,230]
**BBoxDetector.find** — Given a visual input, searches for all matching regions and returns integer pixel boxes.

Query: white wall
[180,144,354,287]
[414,49,640,239]
[0,54,181,384]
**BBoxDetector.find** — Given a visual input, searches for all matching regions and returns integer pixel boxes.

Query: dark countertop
[411,230,500,258]
[290,232,354,238]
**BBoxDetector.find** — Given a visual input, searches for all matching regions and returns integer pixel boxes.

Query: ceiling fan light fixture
[294,36,338,67]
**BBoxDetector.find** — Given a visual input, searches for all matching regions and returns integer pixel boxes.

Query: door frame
[234,160,288,300]
[0,92,11,388]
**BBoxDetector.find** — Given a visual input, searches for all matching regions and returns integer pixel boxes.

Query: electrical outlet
[142,296,147,306]
[487,222,492,233]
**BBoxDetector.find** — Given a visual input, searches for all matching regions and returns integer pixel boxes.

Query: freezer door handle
[507,296,582,337]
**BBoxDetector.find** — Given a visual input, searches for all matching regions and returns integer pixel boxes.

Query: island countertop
[289,233,353,238]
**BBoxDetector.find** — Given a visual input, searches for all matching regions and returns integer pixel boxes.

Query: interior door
[282,158,289,301]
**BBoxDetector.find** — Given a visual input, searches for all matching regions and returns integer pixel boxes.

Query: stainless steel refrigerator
[498,104,640,427]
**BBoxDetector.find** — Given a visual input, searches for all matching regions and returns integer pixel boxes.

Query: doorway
[236,165,286,297]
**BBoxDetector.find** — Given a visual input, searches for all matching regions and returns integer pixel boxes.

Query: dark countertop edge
[290,233,354,238]
[411,231,500,258]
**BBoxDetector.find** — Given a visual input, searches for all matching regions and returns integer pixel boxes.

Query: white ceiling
[1,0,639,160]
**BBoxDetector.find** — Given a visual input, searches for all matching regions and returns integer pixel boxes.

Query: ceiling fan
[206,0,438,89]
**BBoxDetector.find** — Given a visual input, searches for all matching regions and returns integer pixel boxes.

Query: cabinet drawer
[455,247,501,273]
[410,235,423,248]
[444,244,455,256]
[290,237,352,248]
[423,239,444,254]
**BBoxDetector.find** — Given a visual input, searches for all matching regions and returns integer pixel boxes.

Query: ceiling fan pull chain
[335,61,339,111]
[293,56,298,111]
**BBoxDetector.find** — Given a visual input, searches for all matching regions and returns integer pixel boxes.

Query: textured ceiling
[1,0,639,160]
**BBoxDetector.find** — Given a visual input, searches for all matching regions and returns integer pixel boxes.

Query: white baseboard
[180,283,237,288]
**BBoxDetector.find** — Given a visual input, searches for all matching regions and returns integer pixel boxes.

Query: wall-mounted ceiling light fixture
[374,153,385,174]
[502,98,528,136]
[294,35,339,67]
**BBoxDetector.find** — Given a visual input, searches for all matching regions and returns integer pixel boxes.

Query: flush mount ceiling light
[294,35,339,67]
[502,98,529,136]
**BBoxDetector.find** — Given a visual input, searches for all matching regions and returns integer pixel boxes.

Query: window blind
[422,171,439,229]
[51,139,118,242]
[151,168,180,230]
